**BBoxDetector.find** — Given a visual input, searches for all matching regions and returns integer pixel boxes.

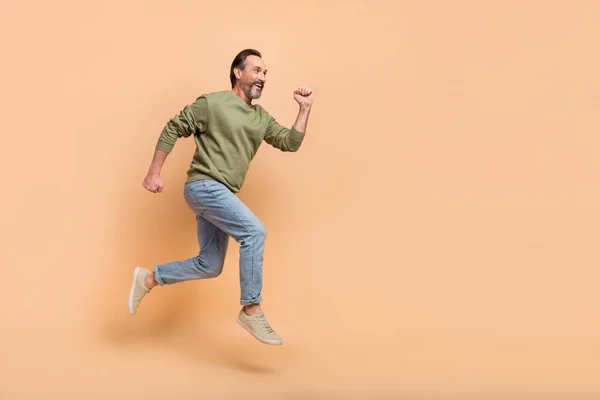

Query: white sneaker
[128,267,152,315]
[237,308,283,345]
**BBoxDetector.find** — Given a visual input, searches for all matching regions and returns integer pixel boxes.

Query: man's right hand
[142,173,163,193]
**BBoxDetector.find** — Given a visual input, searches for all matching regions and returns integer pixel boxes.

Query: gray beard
[245,83,263,99]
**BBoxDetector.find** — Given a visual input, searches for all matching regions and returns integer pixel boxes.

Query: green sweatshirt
[156,90,305,193]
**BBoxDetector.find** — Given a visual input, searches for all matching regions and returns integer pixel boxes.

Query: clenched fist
[294,87,314,108]
[143,173,163,193]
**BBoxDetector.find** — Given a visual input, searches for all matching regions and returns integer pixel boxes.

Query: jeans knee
[252,221,267,241]
[238,220,266,246]
[195,255,224,278]
[205,267,223,279]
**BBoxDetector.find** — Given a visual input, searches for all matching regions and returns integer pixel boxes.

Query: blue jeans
[153,179,265,306]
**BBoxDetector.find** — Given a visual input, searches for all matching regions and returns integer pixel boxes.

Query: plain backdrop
[1,0,599,399]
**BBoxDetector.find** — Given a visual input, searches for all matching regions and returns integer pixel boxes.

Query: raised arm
[142,96,209,193]
[263,87,314,152]
[291,87,314,133]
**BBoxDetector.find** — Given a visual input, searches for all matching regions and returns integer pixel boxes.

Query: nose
[258,72,266,82]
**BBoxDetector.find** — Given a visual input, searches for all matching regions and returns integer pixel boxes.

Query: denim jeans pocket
[184,181,208,216]
[200,179,231,202]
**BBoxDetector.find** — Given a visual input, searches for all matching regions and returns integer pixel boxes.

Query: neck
[232,86,252,104]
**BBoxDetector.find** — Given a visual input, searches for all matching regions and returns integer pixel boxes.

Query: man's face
[237,55,267,100]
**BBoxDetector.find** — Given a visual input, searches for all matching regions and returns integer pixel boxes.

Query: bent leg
[187,179,267,306]
[153,185,230,285]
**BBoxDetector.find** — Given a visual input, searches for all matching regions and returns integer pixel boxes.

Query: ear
[234,67,242,80]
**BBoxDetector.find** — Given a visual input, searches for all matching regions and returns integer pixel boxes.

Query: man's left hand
[294,87,314,109]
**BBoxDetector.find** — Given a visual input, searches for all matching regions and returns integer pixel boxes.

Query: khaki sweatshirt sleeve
[156,96,209,153]
[263,114,305,152]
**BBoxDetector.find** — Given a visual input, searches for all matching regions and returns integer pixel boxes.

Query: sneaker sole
[236,318,283,346]
[128,267,141,315]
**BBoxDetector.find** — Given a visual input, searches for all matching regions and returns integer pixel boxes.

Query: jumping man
[127,49,314,346]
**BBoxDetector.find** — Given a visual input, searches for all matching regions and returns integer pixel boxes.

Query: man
[127,49,313,346]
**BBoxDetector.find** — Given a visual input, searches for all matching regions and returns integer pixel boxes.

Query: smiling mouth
[253,83,263,90]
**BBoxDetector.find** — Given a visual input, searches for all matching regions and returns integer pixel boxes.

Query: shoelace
[257,314,274,334]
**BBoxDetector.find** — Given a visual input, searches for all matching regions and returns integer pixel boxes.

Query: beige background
[1,0,599,399]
